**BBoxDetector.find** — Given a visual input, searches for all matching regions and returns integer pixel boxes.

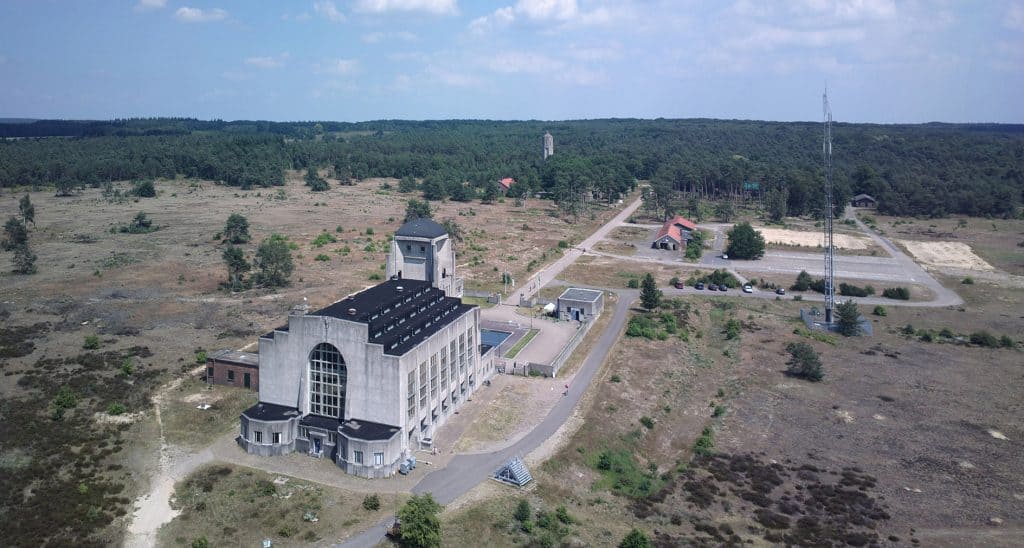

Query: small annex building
[652,215,698,251]
[557,288,604,322]
[497,177,516,194]
[851,194,877,208]
[238,218,495,479]
[207,349,259,391]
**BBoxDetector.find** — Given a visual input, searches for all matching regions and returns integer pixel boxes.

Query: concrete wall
[238,414,300,456]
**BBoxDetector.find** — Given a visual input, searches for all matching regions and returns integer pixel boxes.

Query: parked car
[674,281,685,289]
[776,288,786,295]
[695,282,705,290]
[742,284,753,293]
[719,285,728,292]
[721,253,728,259]
[708,283,719,291]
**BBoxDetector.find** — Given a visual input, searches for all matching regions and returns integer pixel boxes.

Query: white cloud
[354,0,458,15]
[134,0,167,12]
[790,0,895,21]
[566,43,622,62]
[468,0,615,34]
[487,51,565,74]
[426,65,481,87]
[727,26,865,51]
[174,7,228,23]
[314,58,359,75]
[1006,2,1024,31]
[362,31,417,43]
[245,53,289,69]
[314,1,346,22]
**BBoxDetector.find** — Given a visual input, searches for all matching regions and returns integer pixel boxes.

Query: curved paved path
[339,289,637,548]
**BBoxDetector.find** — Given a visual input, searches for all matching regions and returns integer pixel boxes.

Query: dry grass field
[870,214,1024,276]
[442,279,1023,546]
[157,463,404,548]
[0,175,628,545]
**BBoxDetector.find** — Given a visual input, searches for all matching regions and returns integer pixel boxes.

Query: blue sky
[1,1,1022,123]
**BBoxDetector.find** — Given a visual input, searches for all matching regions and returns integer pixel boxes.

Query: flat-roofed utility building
[207,349,259,391]
[557,287,604,322]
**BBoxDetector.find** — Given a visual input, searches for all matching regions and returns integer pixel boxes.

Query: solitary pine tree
[725,222,766,260]
[304,168,329,191]
[405,199,432,222]
[791,270,814,291]
[2,216,36,274]
[835,299,862,336]
[223,213,251,244]
[222,246,250,291]
[397,493,442,548]
[19,194,35,226]
[254,234,294,288]
[785,341,824,381]
[640,272,662,310]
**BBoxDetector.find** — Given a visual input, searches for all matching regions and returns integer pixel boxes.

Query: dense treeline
[1,118,1021,218]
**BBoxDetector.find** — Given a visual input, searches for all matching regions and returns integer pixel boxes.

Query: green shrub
[639,416,655,429]
[839,283,874,297]
[368,272,382,281]
[627,278,639,289]
[311,232,337,247]
[693,426,715,456]
[872,305,887,316]
[610,374,621,383]
[83,335,100,349]
[999,335,1015,348]
[195,350,207,364]
[901,324,916,335]
[191,537,210,548]
[785,341,823,381]
[724,318,741,339]
[314,254,331,261]
[970,331,999,348]
[712,405,727,418]
[107,403,126,415]
[121,357,135,376]
[555,505,574,524]
[365,227,375,235]
[919,331,934,342]
[514,499,531,522]
[961,277,974,284]
[882,287,911,300]
[132,180,156,198]
[362,494,381,511]
[557,240,569,248]
[939,327,954,338]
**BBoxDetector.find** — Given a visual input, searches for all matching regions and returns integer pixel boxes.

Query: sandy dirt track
[899,240,995,271]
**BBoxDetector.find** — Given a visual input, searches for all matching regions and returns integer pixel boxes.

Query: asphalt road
[338,290,637,547]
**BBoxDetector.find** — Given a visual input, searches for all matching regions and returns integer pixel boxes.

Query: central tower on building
[386,217,463,298]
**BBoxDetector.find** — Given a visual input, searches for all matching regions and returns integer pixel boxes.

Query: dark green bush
[883,287,911,300]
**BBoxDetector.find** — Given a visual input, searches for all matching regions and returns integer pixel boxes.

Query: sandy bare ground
[899,240,996,271]
[757,227,873,250]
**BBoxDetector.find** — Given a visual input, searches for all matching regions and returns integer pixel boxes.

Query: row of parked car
[672,281,787,295]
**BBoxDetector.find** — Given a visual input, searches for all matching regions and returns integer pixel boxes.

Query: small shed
[207,349,259,391]
[557,288,604,322]
[497,177,516,193]
[851,194,877,208]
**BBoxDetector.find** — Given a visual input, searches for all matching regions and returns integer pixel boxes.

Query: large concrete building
[543,131,554,160]
[238,218,494,478]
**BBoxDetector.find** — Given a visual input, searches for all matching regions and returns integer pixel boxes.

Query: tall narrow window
[430,354,439,401]
[309,343,347,419]
[407,371,417,419]
[419,362,428,408]
[440,347,448,391]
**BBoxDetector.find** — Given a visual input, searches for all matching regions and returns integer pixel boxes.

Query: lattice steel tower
[822,89,836,324]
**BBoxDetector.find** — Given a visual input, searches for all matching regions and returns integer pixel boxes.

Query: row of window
[352,450,385,466]
[248,430,282,445]
[407,328,476,421]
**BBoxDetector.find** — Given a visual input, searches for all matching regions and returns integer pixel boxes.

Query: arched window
[309,343,347,419]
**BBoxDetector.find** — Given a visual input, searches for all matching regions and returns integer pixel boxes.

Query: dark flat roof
[395,218,447,239]
[242,402,300,422]
[300,414,340,431]
[310,279,475,356]
[209,349,258,367]
[341,418,401,441]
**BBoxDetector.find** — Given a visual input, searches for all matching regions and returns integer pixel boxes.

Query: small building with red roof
[497,177,516,193]
[652,215,698,251]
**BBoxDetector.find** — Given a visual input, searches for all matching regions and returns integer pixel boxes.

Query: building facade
[207,349,259,391]
[239,219,494,478]
[652,215,697,251]
[557,288,605,322]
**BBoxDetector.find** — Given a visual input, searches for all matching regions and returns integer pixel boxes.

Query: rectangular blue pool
[480,329,512,348]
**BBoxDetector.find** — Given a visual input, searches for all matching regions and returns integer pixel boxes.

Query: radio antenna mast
[822,88,836,324]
